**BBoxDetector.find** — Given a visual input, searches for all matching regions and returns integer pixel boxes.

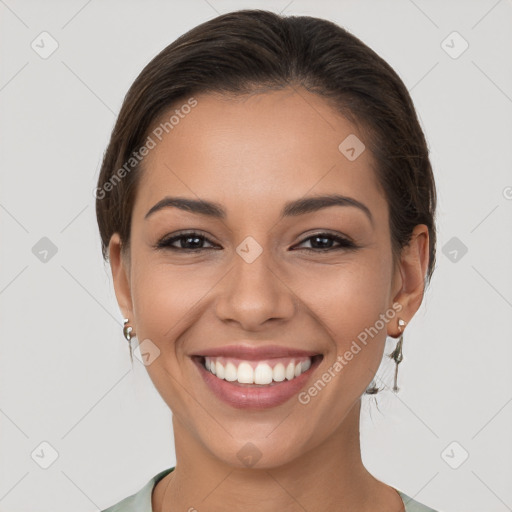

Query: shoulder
[101,467,175,512]
[396,489,439,512]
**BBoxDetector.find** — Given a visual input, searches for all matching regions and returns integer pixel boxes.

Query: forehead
[134,88,386,220]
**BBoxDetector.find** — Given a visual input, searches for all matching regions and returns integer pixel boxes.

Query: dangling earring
[123,318,135,363]
[389,318,406,392]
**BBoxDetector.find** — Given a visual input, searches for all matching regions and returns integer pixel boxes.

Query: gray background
[1,0,511,511]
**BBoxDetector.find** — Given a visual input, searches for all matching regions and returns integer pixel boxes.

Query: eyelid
[154,230,219,250]
[155,229,357,252]
[293,231,356,250]
[297,229,353,242]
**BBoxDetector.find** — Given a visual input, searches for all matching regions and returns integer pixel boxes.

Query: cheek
[296,255,394,390]
[132,263,218,346]
[299,258,392,336]
[128,265,214,411]
[130,221,394,340]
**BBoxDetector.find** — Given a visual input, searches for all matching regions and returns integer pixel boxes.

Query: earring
[389,318,406,392]
[123,318,135,363]
[123,318,134,341]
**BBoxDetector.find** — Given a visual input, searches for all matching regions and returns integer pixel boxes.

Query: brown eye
[156,231,218,251]
[294,233,356,251]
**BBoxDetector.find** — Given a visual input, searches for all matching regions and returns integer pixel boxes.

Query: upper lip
[193,344,320,360]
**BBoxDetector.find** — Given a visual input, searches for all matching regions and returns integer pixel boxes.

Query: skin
[109,87,429,512]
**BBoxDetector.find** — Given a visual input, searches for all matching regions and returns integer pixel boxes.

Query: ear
[388,224,430,337]
[109,233,134,323]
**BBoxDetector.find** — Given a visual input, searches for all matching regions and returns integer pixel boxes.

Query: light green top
[101,467,439,511]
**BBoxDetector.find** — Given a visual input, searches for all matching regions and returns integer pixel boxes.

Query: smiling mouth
[194,354,323,386]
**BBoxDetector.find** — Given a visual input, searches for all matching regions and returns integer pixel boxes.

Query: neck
[156,399,403,512]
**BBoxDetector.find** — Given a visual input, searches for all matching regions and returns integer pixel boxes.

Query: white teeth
[237,362,254,384]
[285,362,295,380]
[254,363,273,385]
[273,363,285,382]
[215,360,225,379]
[224,362,238,382]
[204,357,313,385]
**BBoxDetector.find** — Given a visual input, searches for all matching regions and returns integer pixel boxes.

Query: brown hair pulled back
[96,9,437,393]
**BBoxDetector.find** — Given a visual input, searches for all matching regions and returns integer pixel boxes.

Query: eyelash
[155,231,357,252]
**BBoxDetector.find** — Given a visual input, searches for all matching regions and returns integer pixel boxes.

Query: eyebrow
[144,194,374,226]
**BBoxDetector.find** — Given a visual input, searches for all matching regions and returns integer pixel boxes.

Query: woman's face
[110,87,425,469]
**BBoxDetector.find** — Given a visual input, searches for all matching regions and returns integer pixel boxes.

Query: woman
[96,9,438,512]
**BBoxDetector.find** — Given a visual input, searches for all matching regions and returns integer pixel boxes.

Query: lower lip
[192,356,322,409]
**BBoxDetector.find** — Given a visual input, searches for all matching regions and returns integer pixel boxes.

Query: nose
[214,245,296,331]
